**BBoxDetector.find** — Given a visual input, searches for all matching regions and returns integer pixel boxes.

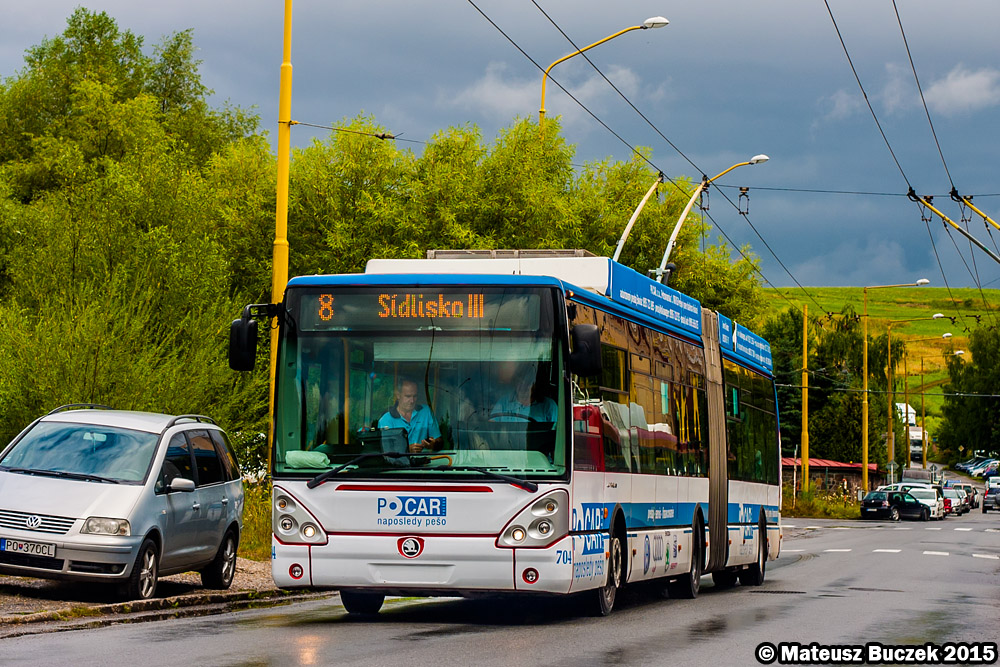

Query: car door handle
[192,503,201,511]
[221,498,229,505]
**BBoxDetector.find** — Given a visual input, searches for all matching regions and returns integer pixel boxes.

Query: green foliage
[239,480,272,561]
[782,486,860,519]
[937,326,1000,460]
[0,9,770,463]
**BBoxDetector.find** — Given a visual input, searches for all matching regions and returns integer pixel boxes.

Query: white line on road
[806,526,822,530]
[893,527,912,530]
[954,527,973,531]
[824,549,852,552]
[923,551,949,556]
[925,527,942,531]
[873,549,901,553]
[972,554,1000,560]
[783,525,797,528]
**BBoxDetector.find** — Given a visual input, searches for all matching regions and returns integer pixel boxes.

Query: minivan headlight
[81,517,131,536]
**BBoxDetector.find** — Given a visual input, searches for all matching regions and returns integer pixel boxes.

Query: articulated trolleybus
[229,250,781,616]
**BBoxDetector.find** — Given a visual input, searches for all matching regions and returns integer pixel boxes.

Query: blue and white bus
[230,250,781,615]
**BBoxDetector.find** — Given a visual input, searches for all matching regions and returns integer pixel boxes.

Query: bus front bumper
[272,534,576,595]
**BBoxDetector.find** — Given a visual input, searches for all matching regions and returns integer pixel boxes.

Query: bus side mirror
[569,324,602,377]
[229,317,258,371]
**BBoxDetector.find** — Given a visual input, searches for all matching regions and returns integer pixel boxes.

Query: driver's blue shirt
[490,395,558,422]
[378,405,441,444]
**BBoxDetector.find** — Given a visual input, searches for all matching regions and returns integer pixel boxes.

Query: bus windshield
[273,286,567,480]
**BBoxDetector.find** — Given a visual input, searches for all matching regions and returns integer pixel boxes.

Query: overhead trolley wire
[823,0,987,332]
[891,1,996,322]
[525,1,831,317]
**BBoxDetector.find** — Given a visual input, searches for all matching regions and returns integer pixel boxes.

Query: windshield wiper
[422,465,538,492]
[306,456,538,492]
[307,452,414,488]
[1,467,120,484]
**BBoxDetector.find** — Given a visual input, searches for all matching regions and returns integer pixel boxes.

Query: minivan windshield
[0,422,158,484]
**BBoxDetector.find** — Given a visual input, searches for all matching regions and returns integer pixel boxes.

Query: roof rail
[425,248,597,259]
[46,403,114,415]
[164,414,218,429]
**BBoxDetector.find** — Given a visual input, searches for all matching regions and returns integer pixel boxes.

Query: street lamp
[653,155,769,283]
[861,279,929,491]
[539,16,669,125]
[885,313,944,481]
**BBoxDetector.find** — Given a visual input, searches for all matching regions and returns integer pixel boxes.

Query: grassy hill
[761,286,999,430]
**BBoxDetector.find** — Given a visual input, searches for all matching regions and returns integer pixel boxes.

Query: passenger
[489,362,557,423]
[378,378,442,453]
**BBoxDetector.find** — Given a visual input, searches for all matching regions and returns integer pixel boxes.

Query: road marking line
[923,551,949,556]
[806,526,822,530]
[925,527,942,531]
[972,554,999,560]
[954,528,973,532]
[873,549,901,553]
[824,548,852,552]
[783,525,797,528]
[893,527,912,530]
[986,528,1000,533]
[832,527,851,530]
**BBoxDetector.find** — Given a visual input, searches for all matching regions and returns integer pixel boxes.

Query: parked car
[942,488,969,515]
[861,490,929,521]
[951,482,979,509]
[0,406,244,600]
[907,487,944,520]
[969,459,998,477]
[983,487,1000,513]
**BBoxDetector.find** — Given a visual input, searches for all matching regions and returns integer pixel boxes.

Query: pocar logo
[377,496,447,517]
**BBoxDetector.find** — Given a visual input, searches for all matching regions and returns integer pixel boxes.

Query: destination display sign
[296,288,542,332]
[607,263,702,337]
[718,313,773,373]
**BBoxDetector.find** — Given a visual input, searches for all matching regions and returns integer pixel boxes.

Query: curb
[0,588,323,627]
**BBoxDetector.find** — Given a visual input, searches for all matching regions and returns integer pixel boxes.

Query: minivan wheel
[201,529,238,590]
[122,538,159,601]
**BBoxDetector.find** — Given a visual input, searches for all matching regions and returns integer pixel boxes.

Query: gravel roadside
[0,557,303,626]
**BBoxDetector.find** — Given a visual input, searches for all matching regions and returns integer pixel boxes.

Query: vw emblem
[25,515,42,530]
[397,536,424,559]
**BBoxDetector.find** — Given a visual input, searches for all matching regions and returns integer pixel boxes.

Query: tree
[937,326,1000,461]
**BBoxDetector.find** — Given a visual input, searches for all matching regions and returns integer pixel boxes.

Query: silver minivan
[0,406,244,600]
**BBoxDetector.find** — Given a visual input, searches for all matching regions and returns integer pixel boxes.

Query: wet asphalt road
[1,511,998,666]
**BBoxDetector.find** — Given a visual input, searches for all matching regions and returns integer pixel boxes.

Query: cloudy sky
[3,1,1000,293]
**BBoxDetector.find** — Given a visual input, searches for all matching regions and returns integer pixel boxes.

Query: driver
[378,378,442,453]
[490,362,557,423]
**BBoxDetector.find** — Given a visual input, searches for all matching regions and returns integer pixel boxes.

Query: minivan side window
[209,430,240,482]
[157,433,194,493]
[188,429,224,486]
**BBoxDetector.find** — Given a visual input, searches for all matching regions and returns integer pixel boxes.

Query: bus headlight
[272,486,327,545]
[498,491,568,548]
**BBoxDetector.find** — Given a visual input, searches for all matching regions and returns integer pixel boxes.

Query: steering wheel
[488,412,537,423]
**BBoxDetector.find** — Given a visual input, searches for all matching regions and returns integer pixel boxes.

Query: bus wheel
[340,590,385,615]
[593,531,622,616]
[668,520,702,599]
[712,570,738,589]
[739,520,767,586]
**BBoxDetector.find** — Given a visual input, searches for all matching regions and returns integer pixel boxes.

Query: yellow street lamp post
[654,155,769,282]
[268,0,295,450]
[861,280,929,491]
[885,313,944,482]
[539,16,669,127]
